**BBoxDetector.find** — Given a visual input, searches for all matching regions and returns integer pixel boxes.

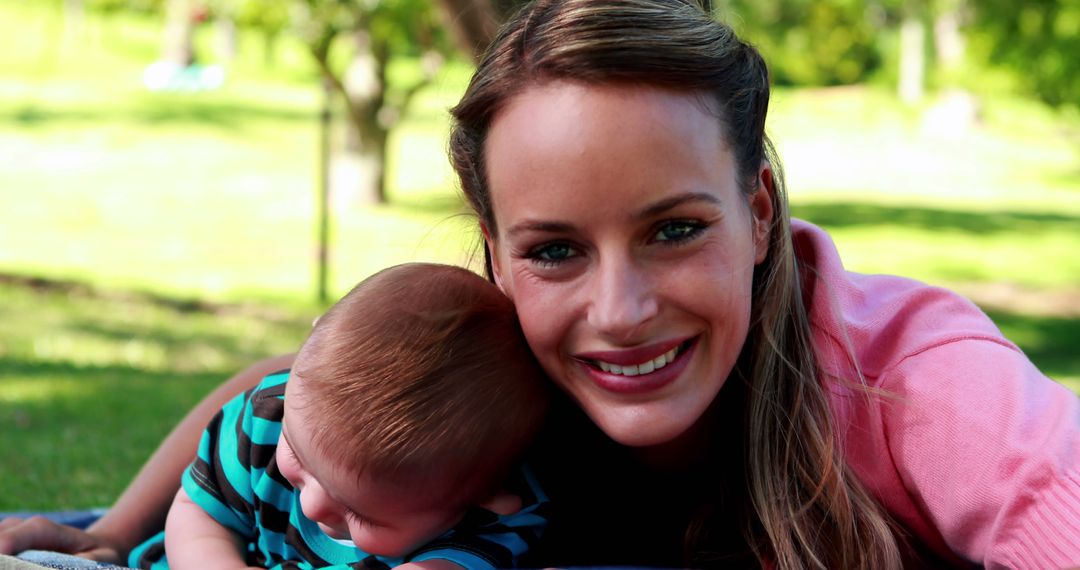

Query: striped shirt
[130,371,548,570]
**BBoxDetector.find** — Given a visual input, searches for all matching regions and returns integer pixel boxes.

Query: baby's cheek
[351,527,401,558]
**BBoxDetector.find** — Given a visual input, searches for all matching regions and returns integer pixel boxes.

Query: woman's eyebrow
[636,192,722,219]
[506,220,576,238]
[505,192,722,238]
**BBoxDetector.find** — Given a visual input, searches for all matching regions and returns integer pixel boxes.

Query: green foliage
[718,0,883,85]
[217,0,291,33]
[969,0,1080,106]
[84,0,165,14]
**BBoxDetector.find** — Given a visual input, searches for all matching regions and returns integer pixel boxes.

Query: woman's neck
[631,375,747,472]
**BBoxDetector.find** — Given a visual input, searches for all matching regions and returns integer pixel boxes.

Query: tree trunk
[431,0,502,60]
[333,29,387,206]
[63,0,84,40]
[162,0,195,66]
[933,7,965,72]
[263,30,279,68]
[216,16,238,62]
[899,15,925,104]
[316,78,333,303]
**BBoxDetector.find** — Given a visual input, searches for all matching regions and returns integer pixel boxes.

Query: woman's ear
[481,224,510,298]
[750,162,775,265]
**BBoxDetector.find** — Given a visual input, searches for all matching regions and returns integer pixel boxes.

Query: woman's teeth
[596,345,680,376]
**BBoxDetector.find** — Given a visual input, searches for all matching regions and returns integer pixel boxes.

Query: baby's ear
[477,490,522,516]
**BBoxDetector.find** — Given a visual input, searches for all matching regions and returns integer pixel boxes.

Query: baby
[130,263,550,570]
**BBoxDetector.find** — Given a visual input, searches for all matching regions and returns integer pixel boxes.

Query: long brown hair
[448,0,903,566]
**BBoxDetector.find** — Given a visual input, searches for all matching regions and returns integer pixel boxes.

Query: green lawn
[0,279,313,509]
[1,1,1077,510]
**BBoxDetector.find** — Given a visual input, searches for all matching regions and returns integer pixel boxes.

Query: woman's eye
[653,220,705,243]
[527,242,578,265]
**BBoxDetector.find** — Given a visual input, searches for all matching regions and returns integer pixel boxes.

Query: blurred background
[0,0,1077,511]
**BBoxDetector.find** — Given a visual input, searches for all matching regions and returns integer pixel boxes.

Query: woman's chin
[587,403,695,448]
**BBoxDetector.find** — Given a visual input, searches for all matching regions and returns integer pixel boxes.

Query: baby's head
[277,263,549,557]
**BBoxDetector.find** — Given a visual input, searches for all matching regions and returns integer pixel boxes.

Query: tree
[716,0,882,86]
[970,0,1079,106]
[162,0,197,66]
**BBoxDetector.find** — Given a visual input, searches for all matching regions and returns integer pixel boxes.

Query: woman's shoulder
[792,218,1017,385]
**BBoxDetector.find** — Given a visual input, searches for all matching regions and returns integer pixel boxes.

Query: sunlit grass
[0,280,314,510]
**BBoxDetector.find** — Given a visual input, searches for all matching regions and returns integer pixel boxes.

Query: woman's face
[484,82,772,450]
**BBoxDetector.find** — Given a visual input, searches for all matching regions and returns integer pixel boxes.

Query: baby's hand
[478,490,522,516]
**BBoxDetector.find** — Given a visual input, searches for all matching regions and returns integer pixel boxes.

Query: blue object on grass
[0,510,105,531]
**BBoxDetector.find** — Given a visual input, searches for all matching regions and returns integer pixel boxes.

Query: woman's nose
[586,256,659,343]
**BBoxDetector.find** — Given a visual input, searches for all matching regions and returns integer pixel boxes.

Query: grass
[0,1,1077,510]
[0,279,315,509]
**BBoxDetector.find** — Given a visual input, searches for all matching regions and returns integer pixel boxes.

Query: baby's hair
[292,262,549,501]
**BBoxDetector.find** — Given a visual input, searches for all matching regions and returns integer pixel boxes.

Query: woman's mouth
[593,342,685,376]
[578,338,696,394]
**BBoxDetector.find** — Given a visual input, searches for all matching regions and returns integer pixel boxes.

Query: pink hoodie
[795,219,1079,568]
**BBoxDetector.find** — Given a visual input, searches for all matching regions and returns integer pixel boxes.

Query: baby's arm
[164,488,259,570]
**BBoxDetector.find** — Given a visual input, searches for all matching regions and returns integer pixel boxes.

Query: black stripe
[188,403,256,521]
[283,520,331,565]
[254,490,294,535]
[252,392,285,422]
[251,440,278,471]
[504,466,539,503]
[265,449,293,489]
[132,536,166,569]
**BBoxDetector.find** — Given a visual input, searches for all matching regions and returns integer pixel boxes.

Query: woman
[2,0,1078,567]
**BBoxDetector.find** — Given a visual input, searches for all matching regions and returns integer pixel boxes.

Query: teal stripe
[251,466,294,512]
[215,390,254,504]
[521,463,548,502]
[503,511,546,528]
[249,415,281,446]
[127,530,165,568]
[182,468,253,537]
[194,430,213,464]
[263,370,289,387]
[411,549,495,570]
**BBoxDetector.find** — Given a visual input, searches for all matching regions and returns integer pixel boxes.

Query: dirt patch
[954,282,1080,318]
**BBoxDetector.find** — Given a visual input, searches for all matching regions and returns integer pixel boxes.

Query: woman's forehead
[483,82,736,224]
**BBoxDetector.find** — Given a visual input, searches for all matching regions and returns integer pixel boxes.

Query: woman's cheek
[511,274,572,377]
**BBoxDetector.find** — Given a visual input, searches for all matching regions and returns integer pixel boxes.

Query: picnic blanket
[0,552,129,570]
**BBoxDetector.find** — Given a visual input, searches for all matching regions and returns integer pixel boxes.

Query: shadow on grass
[792,202,1078,235]
[65,316,303,367]
[0,359,230,510]
[985,309,1080,384]
[10,98,316,133]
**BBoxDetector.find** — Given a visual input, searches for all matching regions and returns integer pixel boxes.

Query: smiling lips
[578,339,694,395]
[594,344,682,376]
